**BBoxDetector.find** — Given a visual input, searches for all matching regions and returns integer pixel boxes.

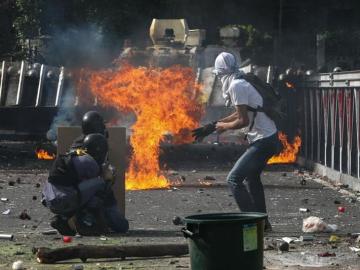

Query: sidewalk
[0,164,360,269]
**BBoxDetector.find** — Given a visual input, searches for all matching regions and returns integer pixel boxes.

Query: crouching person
[42,133,129,236]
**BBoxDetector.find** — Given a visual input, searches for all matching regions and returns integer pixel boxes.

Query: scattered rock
[334,200,341,204]
[12,260,24,270]
[204,176,216,181]
[32,196,37,200]
[72,264,84,270]
[278,241,289,252]
[172,216,183,226]
[8,180,15,186]
[19,210,31,220]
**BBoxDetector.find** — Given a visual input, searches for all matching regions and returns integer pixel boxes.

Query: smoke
[43,24,119,68]
[46,86,76,142]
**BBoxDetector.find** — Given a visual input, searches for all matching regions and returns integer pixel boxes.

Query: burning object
[267,132,301,164]
[35,149,55,160]
[87,64,203,190]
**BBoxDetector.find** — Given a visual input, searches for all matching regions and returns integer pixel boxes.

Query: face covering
[213,52,243,107]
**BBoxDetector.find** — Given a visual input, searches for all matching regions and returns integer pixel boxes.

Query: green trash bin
[182,212,266,270]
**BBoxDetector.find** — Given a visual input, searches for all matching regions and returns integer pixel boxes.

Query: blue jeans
[227,133,280,213]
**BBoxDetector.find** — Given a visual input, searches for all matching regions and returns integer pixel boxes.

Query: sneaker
[50,215,76,236]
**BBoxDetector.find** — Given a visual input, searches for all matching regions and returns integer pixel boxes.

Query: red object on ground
[63,236,72,243]
[338,206,346,213]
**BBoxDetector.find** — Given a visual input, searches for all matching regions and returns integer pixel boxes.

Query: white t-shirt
[227,78,277,143]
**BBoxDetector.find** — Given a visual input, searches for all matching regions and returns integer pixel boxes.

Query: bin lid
[184,212,267,224]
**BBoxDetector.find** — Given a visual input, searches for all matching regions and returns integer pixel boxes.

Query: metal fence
[299,71,360,178]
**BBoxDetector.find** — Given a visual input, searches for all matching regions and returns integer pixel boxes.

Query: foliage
[13,0,44,41]
[230,24,273,65]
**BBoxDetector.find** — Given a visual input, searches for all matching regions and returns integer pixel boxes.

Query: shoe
[50,215,76,236]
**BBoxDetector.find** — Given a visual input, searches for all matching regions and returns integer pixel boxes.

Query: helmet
[83,133,108,165]
[82,111,106,135]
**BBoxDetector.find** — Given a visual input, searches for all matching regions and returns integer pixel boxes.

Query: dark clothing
[71,135,85,150]
[48,154,79,187]
[227,133,280,213]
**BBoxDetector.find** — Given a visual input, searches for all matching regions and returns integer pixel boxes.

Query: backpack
[237,72,284,130]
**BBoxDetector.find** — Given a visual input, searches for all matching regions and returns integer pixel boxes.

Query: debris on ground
[300,178,307,186]
[334,199,341,204]
[278,241,290,252]
[0,233,14,240]
[19,210,31,220]
[72,264,84,270]
[317,251,336,257]
[12,260,24,270]
[63,236,72,243]
[179,175,186,182]
[299,208,310,213]
[1,197,9,202]
[35,183,40,188]
[8,180,15,186]
[2,209,10,215]
[302,216,337,233]
[337,206,346,213]
[204,175,216,181]
[329,235,340,243]
[349,247,360,252]
[172,216,183,225]
[300,235,314,241]
[41,229,58,235]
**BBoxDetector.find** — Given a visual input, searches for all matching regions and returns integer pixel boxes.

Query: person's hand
[191,122,217,141]
[215,122,228,133]
[102,163,116,185]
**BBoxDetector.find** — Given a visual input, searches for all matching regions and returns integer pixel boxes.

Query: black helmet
[82,111,106,135]
[83,133,108,165]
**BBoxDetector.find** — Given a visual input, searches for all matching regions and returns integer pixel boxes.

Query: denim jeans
[227,133,280,213]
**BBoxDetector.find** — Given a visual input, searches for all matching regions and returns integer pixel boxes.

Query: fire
[285,82,295,89]
[36,149,55,160]
[267,132,301,164]
[87,64,203,190]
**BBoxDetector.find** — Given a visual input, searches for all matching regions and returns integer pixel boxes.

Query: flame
[87,64,203,190]
[36,149,55,160]
[267,132,301,164]
[285,82,295,88]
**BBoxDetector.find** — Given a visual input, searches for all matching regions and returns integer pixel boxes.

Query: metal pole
[322,90,329,167]
[355,89,360,178]
[316,89,321,162]
[16,61,26,105]
[55,67,65,107]
[0,61,5,105]
[35,64,46,107]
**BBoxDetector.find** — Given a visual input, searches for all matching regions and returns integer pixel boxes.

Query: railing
[299,71,360,178]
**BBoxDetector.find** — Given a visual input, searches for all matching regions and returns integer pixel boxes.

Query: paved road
[0,163,360,269]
